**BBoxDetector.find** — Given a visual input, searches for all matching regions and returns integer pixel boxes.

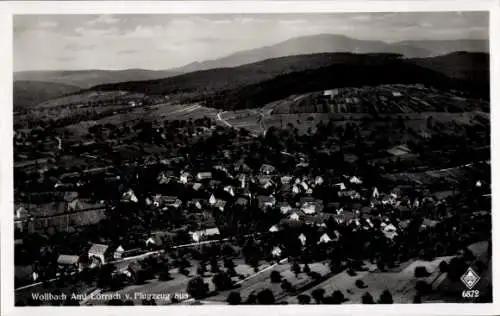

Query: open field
[285,256,454,304]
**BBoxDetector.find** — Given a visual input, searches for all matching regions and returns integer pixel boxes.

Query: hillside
[14,69,179,89]
[174,34,430,73]
[88,52,488,110]
[14,81,81,111]
[411,52,489,89]
[396,39,488,57]
[203,57,488,111]
[90,53,406,96]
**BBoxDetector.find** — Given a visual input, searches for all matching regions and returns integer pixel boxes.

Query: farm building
[190,227,220,243]
[387,144,412,157]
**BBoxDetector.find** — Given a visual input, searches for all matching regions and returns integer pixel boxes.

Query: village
[13,105,492,305]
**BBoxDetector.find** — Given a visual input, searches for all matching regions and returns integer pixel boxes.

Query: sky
[13,12,488,72]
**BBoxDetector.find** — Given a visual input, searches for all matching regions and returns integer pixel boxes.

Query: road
[216,111,232,128]
[15,232,263,292]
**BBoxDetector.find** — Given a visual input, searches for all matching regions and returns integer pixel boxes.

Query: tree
[361,292,375,304]
[281,279,293,292]
[413,295,422,303]
[414,266,431,278]
[257,289,275,305]
[270,270,282,283]
[415,281,432,295]
[297,294,311,304]
[331,290,345,304]
[378,289,393,304]
[197,264,206,276]
[212,272,233,291]
[439,260,449,273]
[210,258,220,273]
[303,263,311,273]
[186,276,209,299]
[292,262,301,277]
[311,288,326,304]
[227,291,242,305]
[246,291,258,304]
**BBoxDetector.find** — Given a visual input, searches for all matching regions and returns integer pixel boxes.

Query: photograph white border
[1,1,499,316]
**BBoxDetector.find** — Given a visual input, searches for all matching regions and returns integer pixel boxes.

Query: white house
[113,245,124,260]
[196,172,212,181]
[298,233,307,246]
[350,176,363,184]
[372,187,380,199]
[190,227,220,243]
[335,182,346,191]
[277,203,290,214]
[88,243,110,265]
[476,180,482,188]
[269,225,279,233]
[301,202,317,214]
[224,185,235,197]
[318,233,332,244]
[192,183,202,191]
[180,172,192,184]
[271,246,282,258]
[315,176,324,186]
[292,185,300,194]
[290,212,300,221]
[209,194,217,205]
[122,189,138,203]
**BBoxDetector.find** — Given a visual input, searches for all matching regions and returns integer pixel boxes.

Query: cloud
[118,49,139,55]
[64,43,97,50]
[38,20,58,29]
[85,15,120,26]
[57,56,76,62]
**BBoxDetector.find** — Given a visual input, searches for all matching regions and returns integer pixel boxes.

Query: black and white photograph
[2,1,498,314]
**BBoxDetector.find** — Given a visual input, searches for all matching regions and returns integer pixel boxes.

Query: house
[257,195,276,210]
[180,172,192,184]
[214,199,227,212]
[350,176,363,184]
[269,225,279,233]
[260,164,276,175]
[209,179,222,189]
[145,235,163,247]
[196,172,213,181]
[271,246,282,258]
[290,213,300,221]
[237,174,247,188]
[318,233,332,244]
[235,196,249,207]
[372,187,380,199]
[315,176,324,186]
[57,255,82,272]
[387,144,411,157]
[279,203,292,214]
[335,182,347,191]
[209,194,217,205]
[190,227,220,243]
[114,245,124,260]
[298,233,307,246]
[163,196,182,209]
[223,185,235,197]
[292,185,300,194]
[192,182,203,191]
[88,243,111,265]
[281,176,293,185]
[122,189,138,203]
[259,176,275,189]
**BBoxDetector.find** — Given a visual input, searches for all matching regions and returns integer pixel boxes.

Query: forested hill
[87,52,488,111]
[203,58,488,110]
[89,53,403,97]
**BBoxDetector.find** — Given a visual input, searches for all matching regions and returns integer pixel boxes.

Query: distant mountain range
[14,69,180,90]
[173,34,488,73]
[13,34,489,110]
